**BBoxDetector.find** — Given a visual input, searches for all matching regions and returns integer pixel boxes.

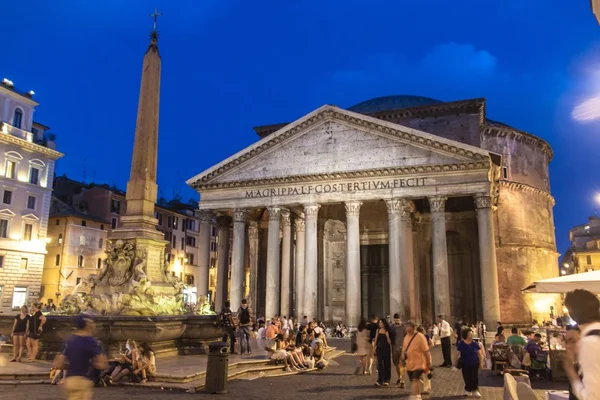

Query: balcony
[0,122,57,149]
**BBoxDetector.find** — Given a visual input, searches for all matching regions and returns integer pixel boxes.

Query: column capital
[474,194,493,209]
[294,218,306,232]
[232,208,247,223]
[428,196,448,213]
[267,206,281,220]
[303,203,321,217]
[216,215,231,229]
[198,210,213,224]
[248,221,259,239]
[344,201,362,217]
[385,198,414,215]
[280,208,291,226]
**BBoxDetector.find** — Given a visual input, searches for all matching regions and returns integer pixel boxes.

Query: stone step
[0,347,344,387]
[123,349,346,392]
[0,380,49,386]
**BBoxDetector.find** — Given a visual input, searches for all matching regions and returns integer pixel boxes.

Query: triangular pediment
[22,213,40,221]
[0,209,16,218]
[187,105,491,188]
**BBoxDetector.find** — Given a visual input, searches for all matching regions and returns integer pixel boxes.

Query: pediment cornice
[188,106,491,188]
[194,160,490,190]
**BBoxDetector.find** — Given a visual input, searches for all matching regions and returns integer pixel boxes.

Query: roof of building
[0,80,39,105]
[347,95,443,113]
[253,95,483,137]
[49,196,111,224]
[348,95,515,128]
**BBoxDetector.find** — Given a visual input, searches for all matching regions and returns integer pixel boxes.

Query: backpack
[239,307,250,324]
[216,311,225,327]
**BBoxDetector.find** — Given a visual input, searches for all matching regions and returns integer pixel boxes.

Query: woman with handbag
[402,321,430,400]
[456,328,485,398]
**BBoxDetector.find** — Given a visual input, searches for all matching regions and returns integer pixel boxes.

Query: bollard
[204,341,230,394]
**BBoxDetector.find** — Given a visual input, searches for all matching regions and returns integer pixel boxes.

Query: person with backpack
[563,289,600,400]
[219,300,236,354]
[237,299,253,355]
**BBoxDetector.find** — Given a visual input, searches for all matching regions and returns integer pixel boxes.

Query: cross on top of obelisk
[149,8,162,44]
[150,8,162,31]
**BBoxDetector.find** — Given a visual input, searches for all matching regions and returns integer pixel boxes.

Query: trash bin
[204,341,229,394]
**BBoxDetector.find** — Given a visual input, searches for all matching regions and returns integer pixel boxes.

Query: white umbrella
[522,270,600,294]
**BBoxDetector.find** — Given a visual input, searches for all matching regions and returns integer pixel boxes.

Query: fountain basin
[0,314,221,359]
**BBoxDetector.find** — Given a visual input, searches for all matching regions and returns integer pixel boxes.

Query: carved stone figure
[57,239,199,316]
[104,240,136,286]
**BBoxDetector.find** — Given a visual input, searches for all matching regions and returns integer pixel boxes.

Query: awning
[522,270,600,294]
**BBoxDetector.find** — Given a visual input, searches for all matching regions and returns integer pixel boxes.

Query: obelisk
[111,14,168,286]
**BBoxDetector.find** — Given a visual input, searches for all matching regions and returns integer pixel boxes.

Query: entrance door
[360,244,389,319]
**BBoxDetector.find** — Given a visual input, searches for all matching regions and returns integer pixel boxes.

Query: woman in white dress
[356,319,371,374]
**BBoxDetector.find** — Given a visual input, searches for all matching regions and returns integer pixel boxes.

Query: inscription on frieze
[245,177,427,199]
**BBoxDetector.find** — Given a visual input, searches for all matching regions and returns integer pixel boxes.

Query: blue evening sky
[1,0,599,256]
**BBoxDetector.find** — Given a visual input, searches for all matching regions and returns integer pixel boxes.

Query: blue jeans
[239,326,251,354]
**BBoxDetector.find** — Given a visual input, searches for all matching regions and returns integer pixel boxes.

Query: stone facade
[41,201,109,303]
[0,80,63,313]
[188,96,558,326]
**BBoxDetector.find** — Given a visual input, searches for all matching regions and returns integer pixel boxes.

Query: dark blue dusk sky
[1,0,600,256]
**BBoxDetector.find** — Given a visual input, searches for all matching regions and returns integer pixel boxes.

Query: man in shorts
[390,313,406,388]
[402,321,430,400]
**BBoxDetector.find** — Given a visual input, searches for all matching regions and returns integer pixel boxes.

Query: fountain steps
[0,348,345,389]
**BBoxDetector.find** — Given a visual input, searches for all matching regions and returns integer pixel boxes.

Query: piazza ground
[1,339,567,400]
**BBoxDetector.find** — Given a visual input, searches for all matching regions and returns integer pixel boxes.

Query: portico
[187,105,502,328]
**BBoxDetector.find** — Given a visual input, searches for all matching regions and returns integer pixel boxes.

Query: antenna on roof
[82,158,87,184]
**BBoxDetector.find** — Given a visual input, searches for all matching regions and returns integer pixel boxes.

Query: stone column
[230,209,247,309]
[386,199,415,320]
[294,217,306,319]
[280,209,292,318]
[386,199,403,318]
[345,201,362,329]
[475,194,501,328]
[265,206,281,319]
[247,222,259,314]
[399,201,417,320]
[429,196,451,320]
[196,210,213,299]
[215,216,231,313]
[303,204,320,321]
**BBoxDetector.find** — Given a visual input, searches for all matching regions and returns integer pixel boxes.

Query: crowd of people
[353,314,434,399]
[3,288,599,400]
[218,299,333,371]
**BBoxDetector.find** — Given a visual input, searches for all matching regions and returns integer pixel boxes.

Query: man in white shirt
[437,314,452,367]
[563,289,600,400]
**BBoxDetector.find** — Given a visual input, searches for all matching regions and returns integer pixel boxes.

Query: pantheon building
[187,95,558,328]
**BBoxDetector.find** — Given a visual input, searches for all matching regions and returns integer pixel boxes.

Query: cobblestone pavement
[2,339,568,400]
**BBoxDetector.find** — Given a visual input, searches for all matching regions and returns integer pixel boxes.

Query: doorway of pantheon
[361,244,390,319]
